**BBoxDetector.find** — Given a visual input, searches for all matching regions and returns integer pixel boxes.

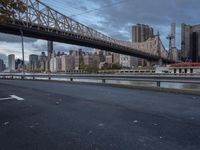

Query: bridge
[0,0,174,63]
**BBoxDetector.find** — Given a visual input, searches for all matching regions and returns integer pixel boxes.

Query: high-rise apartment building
[120,55,135,68]
[0,59,5,72]
[39,52,47,72]
[8,54,15,71]
[170,23,178,61]
[105,55,113,64]
[29,54,39,72]
[181,24,200,62]
[74,55,81,70]
[61,55,74,72]
[74,49,84,70]
[50,56,61,72]
[113,53,120,64]
[132,24,154,66]
[93,54,100,67]
[132,24,154,43]
[83,54,93,66]
[47,41,53,59]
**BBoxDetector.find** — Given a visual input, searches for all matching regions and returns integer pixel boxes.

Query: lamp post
[20,29,25,76]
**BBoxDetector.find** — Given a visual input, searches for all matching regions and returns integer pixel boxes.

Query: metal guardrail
[0,74,200,88]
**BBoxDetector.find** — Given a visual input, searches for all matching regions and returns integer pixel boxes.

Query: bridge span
[0,0,175,63]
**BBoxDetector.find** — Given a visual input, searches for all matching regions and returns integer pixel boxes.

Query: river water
[62,78,200,91]
[1,73,200,91]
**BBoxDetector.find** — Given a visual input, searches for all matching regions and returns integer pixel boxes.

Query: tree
[112,63,122,69]
[85,65,99,73]
[0,0,27,24]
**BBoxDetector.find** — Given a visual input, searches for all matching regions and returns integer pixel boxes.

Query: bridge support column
[102,79,106,84]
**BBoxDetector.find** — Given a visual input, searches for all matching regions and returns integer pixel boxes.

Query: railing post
[33,76,35,80]
[70,78,73,82]
[156,81,160,87]
[48,76,51,80]
[102,79,106,84]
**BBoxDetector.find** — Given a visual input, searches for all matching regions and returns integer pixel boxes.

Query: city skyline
[1,49,125,73]
[0,0,200,63]
[1,1,200,149]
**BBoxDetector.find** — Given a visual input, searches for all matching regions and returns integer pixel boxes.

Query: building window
[190,68,193,74]
[184,68,187,74]
[174,69,176,74]
[179,69,181,74]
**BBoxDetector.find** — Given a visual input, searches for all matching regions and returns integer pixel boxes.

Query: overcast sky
[0,0,200,63]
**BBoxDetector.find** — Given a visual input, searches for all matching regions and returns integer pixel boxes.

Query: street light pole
[20,29,25,76]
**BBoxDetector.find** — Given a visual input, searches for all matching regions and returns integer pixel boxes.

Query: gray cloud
[91,0,199,25]
[83,0,200,47]
[0,0,199,54]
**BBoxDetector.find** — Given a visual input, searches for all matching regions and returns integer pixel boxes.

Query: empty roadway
[0,80,200,150]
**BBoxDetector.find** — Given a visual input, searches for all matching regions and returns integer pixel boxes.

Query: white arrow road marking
[10,95,24,101]
[0,97,13,101]
[0,95,24,101]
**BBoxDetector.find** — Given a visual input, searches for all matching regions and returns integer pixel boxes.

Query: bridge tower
[157,32,163,66]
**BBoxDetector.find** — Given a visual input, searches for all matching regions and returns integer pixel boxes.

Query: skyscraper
[167,23,178,61]
[171,23,176,48]
[29,54,39,72]
[132,24,154,43]
[39,52,47,72]
[132,24,154,66]
[8,54,15,71]
[47,41,53,58]
[0,59,5,72]
[181,24,200,62]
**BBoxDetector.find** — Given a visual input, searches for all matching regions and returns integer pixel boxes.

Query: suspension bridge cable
[70,0,130,17]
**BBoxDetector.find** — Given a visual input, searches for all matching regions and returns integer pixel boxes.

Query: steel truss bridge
[0,0,174,63]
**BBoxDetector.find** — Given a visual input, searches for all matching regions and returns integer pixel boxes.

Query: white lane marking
[10,95,24,101]
[0,95,24,101]
[0,97,13,101]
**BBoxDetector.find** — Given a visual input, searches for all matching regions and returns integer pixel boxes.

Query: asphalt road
[0,80,200,150]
